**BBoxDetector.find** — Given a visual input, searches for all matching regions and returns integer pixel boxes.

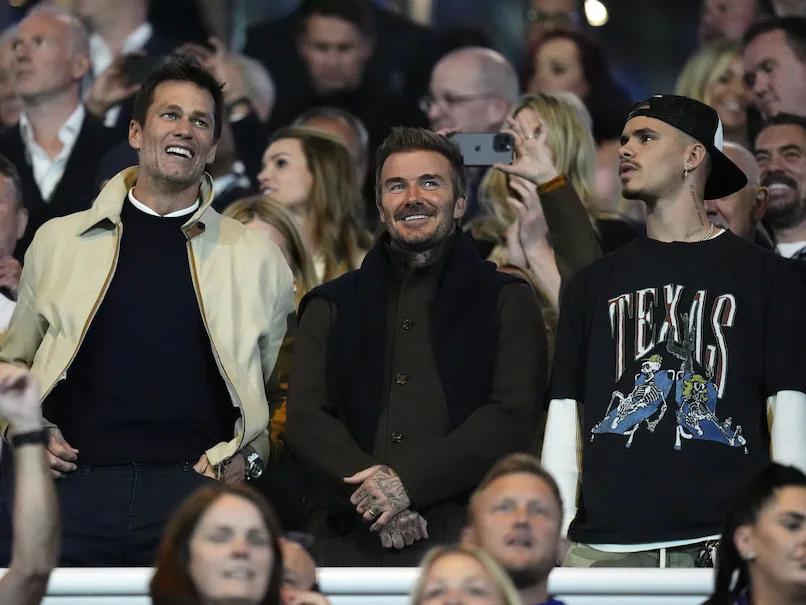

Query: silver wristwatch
[244,448,264,481]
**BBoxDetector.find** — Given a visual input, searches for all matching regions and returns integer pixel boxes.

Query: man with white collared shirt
[77,0,179,135]
[0,6,116,258]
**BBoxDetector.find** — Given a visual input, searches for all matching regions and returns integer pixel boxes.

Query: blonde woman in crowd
[224,196,318,308]
[676,40,751,147]
[257,127,372,283]
[411,545,523,605]
[468,92,604,348]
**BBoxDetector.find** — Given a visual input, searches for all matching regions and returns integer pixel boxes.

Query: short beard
[766,195,806,231]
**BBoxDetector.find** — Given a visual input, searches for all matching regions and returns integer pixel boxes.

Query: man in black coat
[288,127,546,565]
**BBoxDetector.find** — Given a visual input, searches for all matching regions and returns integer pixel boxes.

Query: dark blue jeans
[0,452,217,567]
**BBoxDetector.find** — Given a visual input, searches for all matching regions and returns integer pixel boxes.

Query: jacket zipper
[41,223,123,402]
[186,241,245,453]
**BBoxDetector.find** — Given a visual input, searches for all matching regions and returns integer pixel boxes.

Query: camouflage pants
[564,541,712,568]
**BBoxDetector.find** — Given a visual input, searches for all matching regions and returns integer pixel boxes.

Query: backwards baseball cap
[626,94,747,199]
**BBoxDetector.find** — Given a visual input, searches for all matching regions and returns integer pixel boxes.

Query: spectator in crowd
[467,92,602,360]
[262,0,426,168]
[543,94,806,567]
[424,46,520,221]
[293,106,370,195]
[463,454,566,605]
[705,142,769,244]
[0,6,117,258]
[0,370,58,605]
[525,30,636,226]
[774,0,806,16]
[525,0,581,49]
[676,40,752,147]
[78,0,178,136]
[0,56,294,565]
[151,483,284,605]
[754,113,806,258]
[224,196,318,308]
[287,127,546,565]
[244,0,436,119]
[410,545,523,605]
[280,536,332,605]
[704,463,806,605]
[700,0,772,44]
[257,127,372,283]
[742,16,806,119]
[0,156,26,334]
[0,28,21,132]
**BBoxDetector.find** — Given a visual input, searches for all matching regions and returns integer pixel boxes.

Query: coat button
[401,318,415,330]
[394,372,409,385]
[390,432,406,443]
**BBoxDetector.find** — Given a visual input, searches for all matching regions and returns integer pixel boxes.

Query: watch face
[246,453,264,480]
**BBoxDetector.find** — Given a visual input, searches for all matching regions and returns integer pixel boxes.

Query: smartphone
[450,133,514,166]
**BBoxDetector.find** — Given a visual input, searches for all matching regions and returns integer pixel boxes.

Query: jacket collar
[78,166,216,239]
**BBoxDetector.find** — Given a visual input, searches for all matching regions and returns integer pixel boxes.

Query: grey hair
[438,46,520,103]
[231,54,275,119]
[293,105,370,161]
[28,3,90,58]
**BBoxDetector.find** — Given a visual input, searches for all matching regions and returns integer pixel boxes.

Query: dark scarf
[299,229,520,453]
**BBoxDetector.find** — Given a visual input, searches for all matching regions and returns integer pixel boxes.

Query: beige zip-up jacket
[0,167,294,466]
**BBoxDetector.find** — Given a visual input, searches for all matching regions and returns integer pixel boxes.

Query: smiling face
[754,123,806,231]
[257,138,314,209]
[735,486,806,599]
[418,553,506,605]
[707,56,749,134]
[188,494,274,604]
[128,80,217,192]
[378,150,466,252]
[465,473,561,587]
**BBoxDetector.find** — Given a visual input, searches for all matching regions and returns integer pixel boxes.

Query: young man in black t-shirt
[543,95,806,567]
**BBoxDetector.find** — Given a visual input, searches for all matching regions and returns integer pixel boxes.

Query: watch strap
[11,428,49,448]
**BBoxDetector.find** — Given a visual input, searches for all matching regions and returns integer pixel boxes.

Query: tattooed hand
[344,465,411,530]
[378,509,429,549]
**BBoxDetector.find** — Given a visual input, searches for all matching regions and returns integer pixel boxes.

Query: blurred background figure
[257,127,371,283]
[0,27,21,131]
[150,484,284,605]
[704,463,806,605]
[224,195,317,308]
[525,29,638,223]
[0,156,26,333]
[699,0,772,44]
[280,535,332,605]
[525,0,581,49]
[676,40,752,146]
[410,545,524,605]
[705,142,769,244]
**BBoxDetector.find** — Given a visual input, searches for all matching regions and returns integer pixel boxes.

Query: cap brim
[704,146,748,200]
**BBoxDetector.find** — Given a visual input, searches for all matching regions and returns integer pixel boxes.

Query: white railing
[8,567,713,605]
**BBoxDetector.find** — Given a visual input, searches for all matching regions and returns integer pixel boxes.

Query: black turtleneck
[44,198,238,464]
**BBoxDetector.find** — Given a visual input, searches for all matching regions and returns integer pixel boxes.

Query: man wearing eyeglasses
[424,47,520,221]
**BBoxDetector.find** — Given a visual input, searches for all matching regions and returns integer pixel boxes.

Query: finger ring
[368,507,379,518]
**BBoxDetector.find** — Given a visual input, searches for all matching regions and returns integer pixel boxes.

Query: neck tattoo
[700,222,716,241]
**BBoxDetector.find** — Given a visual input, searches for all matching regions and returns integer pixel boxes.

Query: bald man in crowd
[424,47,520,220]
[0,6,116,257]
[705,142,769,243]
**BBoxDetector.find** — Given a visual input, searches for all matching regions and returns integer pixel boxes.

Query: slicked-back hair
[0,154,23,210]
[756,112,806,146]
[296,0,374,37]
[374,127,466,206]
[743,16,806,62]
[132,55,225,141]
[468,453,564,525]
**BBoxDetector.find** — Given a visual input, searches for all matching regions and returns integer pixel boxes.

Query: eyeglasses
[419,92,500,113]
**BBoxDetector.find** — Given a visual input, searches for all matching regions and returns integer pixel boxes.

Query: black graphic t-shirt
[550,231,806,544]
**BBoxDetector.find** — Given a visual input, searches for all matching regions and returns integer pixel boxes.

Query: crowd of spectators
[0,0,804,604]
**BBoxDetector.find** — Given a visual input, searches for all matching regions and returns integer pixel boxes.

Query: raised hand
[378,509,429,549]
[86,55,141,118]
[0,365,40,434]
[344,464,410,530]
[494,114,560,186]
[0,256,22,295]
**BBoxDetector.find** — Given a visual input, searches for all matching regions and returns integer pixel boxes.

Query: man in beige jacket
[0,56,293,565]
